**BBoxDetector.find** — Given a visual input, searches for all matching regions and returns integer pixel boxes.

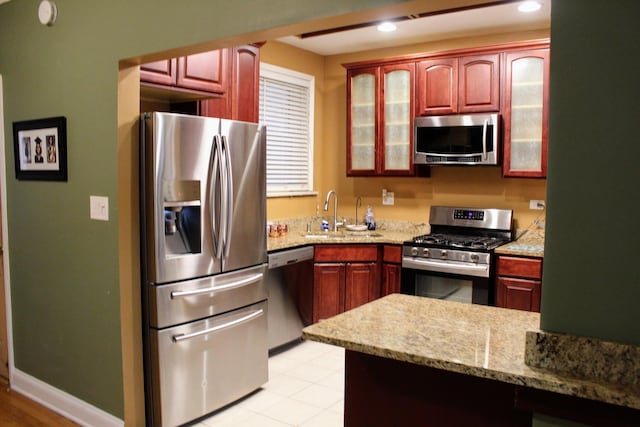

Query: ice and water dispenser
[163,180,202,256]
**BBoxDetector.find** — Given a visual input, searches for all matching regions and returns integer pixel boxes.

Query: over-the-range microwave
[414,113,500,166]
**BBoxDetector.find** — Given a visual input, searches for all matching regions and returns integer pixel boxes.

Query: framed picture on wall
[13,116,67,181]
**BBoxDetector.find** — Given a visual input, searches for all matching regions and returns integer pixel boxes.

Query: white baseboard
[11,368,124,427]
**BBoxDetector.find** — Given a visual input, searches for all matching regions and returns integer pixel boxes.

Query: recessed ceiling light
[377,22,397,32]
[518,1,542,13]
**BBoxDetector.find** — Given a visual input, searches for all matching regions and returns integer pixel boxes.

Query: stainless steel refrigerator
[140,112,268,427]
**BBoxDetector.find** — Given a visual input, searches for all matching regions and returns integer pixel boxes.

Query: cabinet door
[496,277,541,312]
[345,263,377,311]
[497,256,543,279]
[502,48,550,178]
[140,59,177,86]
[201,45,260,121]
[230,45,260,122]
[313,263,345,322]
[382,263,401,296]
[176,50,228,94]
[416,58,458,116]
[347,68,378,174]
[459,53,500,113]
[381,64,414,174]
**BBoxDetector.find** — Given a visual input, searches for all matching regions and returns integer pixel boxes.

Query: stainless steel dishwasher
[267,246,314,352]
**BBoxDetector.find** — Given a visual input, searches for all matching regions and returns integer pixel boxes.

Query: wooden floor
[0,387,78,426]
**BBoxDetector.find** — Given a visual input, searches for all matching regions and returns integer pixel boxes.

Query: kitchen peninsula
[302,294,640,426]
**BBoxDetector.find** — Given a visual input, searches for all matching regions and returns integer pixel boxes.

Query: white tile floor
[193,340,345,427]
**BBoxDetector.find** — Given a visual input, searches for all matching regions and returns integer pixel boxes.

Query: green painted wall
[541,0,640,345]
[2,0,639,422]
[0,0,408,418]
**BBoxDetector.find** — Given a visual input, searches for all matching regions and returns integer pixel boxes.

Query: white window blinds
[259,63,314,196]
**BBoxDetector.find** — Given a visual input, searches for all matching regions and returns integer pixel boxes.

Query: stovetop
[404,206,514,253]
[408,233,510,252]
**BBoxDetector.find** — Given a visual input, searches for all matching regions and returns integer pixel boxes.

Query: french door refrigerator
[140,112,268,427]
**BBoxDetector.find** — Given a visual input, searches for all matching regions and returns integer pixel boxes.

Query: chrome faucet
[323,190,340,232]
[355,196,362,225]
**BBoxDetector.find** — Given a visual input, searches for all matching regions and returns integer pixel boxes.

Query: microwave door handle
[482,119,488,161]
[221,135,234,259]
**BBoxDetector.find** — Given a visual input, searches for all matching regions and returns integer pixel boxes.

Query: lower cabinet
[496,255,543,312]
[382,245,402,296]
[313,245,379,323]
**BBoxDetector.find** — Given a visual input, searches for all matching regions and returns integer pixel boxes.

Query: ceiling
[278,1,551,56]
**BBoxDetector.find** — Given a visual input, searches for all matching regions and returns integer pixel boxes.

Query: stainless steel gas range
[401,206,513,305]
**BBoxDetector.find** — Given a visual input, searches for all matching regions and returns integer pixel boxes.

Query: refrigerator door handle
[171,308,264,342]
[169,272,264,299]
[210,134,224,259]
[221,135,234,259]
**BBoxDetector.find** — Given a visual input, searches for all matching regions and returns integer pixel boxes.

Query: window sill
[267,191,318,198]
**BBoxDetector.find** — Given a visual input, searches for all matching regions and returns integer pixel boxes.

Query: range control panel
[453,209,485,221]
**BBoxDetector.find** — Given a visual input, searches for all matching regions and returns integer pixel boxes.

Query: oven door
[401,257,493,305]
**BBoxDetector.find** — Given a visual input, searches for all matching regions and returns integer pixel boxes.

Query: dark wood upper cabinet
[459,53,500,113]
[140,59,178,86]
[346,62,415,176]
[175,50,228,94]
[416,57,458,115]
[141,50,227,96]
[230,45,261,122]
[416,53,500,116]
[200,44,261,122]
[502,47,550,178]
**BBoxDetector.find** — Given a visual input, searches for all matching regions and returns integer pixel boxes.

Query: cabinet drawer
[383,245,402,263]
[497,256,542,279]
[314,245,378,262]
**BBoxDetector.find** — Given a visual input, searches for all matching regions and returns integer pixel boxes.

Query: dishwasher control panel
[267,246,314,269]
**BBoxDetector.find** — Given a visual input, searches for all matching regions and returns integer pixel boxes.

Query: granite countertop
[267,217,427,252]
[495,228,545,258]
[268,217,547,257]
[302,294,640,410]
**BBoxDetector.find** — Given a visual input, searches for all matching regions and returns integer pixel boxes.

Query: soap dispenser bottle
[365,206,376,230]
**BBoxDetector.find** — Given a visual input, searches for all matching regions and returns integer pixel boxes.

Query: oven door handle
[402,257,490,278]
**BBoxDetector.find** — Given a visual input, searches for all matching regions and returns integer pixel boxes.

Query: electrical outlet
[382,189,394,205]
[90,196,109,221]
[529,199,545,210]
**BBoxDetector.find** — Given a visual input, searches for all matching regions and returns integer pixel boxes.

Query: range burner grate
[410,233,509,250]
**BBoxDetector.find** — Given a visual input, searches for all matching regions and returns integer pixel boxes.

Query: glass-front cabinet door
[502,48,550,178]
[346,62,414,176]
[382,65,413,173]
[348,68,377,173]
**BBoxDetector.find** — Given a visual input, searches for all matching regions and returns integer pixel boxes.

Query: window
[259,63,314,196]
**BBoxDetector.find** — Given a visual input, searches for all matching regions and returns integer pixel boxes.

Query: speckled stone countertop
[495,228,545,258]
[267,217,427,252]
[302,294,640,410]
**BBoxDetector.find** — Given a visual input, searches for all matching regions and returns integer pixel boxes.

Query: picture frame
[13,116,67,181]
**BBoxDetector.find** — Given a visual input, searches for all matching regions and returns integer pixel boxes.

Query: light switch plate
[90,196,109,221]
